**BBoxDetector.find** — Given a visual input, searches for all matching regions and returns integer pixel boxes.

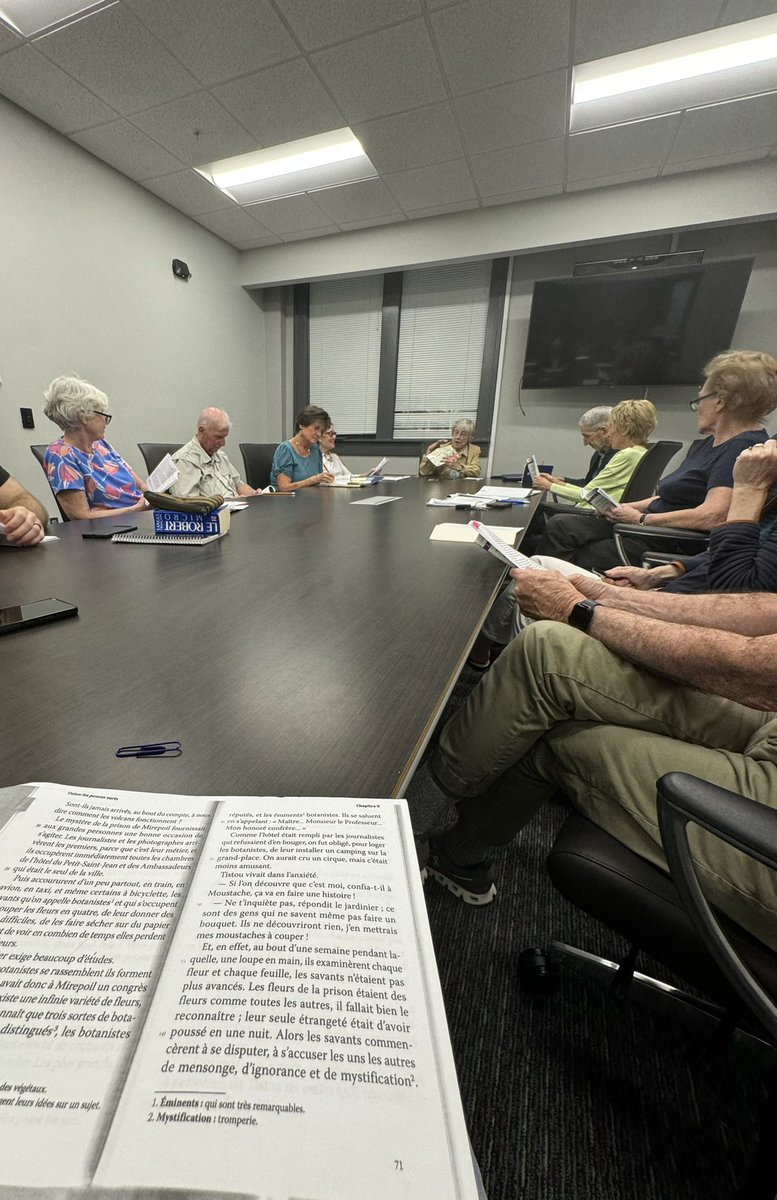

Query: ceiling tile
[567,114,680,182]
[124,0,298,86]
[481,184,563,206]
[719,0,777,22]
[213,58,344,147]
[405,198,480,220]
[193,206,270,242]
[667,92,777,163]
[246,194,337,235]
[130,92,258,165]
[339,212,407,231]
[566,167,658,191]
[384,159,476,211]
[279,225,340,241]
[662,148,772,175]
[308,178,402,223]
[34,3,200,114]
[311,19,446,124]
[234,233,283,249]
[470,138,565,196]
[431,0,570,94]
[0,44,116,132]
[140,169,234,215]
[72,118,184,178]
[0,23,21,54]
[454,70,568,155]
[273,0,421,50]
[573,0,722,64]
[354,102,463,174]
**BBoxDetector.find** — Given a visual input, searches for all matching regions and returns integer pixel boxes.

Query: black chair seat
[138,443,181,476]
[548,811,777,1012]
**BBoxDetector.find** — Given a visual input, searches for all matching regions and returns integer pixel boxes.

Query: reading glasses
[689,391,718,412]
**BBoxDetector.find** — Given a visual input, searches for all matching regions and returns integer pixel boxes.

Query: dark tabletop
[0,478,536,799]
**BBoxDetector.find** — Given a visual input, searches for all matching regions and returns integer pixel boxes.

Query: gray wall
[0,98,271,498]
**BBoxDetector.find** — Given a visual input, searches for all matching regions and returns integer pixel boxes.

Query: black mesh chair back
[239,443,276,490]
[137,443,181,476]
[30,443,70,521]
[617,439,682,503]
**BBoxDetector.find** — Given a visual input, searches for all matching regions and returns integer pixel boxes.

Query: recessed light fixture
[0,0,114,37]
[195,128,378,207]
[573,14,777,105]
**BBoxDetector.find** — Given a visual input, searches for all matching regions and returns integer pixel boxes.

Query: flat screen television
[522,258,754,389]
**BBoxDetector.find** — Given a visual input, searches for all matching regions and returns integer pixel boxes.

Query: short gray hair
[451,417,475,438]
[198,406,231,430]
[578,406,612,430]
[43,375,109,431]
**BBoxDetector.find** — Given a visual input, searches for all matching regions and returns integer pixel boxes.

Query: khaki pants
[432,622,777,950]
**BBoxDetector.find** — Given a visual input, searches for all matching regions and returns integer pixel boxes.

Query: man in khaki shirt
[171,408,260,499]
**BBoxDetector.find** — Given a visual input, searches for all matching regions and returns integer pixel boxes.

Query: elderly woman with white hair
[419,418,481,480]
[43,375,147,520]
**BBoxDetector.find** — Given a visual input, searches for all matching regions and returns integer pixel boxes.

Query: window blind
[309,276,382,434]
[393,260,491,438]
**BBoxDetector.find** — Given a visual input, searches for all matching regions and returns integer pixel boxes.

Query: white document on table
[430,523,523,544]
[351,495,402,506]
[145,454,179,493]
[472,485,532,500]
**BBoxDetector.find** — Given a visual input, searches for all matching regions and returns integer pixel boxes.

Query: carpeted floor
[421,667,773,1200]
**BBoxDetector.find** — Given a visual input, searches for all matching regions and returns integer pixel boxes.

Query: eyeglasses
[689,391,718,413]
[325,429,337,437]
[91,411,112,424]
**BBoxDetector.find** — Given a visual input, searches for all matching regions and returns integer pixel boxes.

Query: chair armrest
[612,523,709,566]
[657,771,777,1039]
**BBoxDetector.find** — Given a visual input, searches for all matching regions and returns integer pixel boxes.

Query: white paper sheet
[146,455,179,493]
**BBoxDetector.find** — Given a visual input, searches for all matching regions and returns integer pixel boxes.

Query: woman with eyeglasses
[320,426,350,480]
[534,350,777,571]
[43,375,147,520]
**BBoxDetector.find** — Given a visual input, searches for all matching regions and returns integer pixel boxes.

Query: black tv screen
[522,258,754,388]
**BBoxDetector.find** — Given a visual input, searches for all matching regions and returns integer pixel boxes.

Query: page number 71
[394,1160,404,1171]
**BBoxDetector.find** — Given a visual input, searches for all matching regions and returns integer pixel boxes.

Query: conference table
[1,477,537,800]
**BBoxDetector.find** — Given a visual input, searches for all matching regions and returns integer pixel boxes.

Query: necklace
[292,435,310,456]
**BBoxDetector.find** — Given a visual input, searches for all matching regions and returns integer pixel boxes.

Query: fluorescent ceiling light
[574,14,777,105]
[196,129,377,206]
[0,0,113,37]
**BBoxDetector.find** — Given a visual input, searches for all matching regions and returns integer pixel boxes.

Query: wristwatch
[567,599,599,632]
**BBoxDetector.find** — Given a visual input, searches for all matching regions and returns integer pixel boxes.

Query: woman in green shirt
[532,398,657,507]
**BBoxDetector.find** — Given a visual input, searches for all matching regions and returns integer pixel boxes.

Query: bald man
[171,407,260,499]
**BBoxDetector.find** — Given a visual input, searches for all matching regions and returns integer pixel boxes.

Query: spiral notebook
[111,531,226,546]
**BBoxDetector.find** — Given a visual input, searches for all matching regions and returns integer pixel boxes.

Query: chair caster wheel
[518,947,561,997]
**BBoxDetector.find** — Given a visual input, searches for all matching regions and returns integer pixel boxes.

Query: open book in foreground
[0,784,479,1199]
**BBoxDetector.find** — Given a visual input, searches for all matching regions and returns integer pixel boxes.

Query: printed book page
[0,786,478,1200]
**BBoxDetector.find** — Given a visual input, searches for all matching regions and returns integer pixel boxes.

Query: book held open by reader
[0,784,479,1199]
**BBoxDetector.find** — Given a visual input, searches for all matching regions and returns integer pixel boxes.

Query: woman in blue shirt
[43,375,147,521]
[271,406,333,492]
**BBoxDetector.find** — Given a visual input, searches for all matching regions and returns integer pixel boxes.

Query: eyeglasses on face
[91,411,112,424]
[689,391,718,413]
[324,429,337,437]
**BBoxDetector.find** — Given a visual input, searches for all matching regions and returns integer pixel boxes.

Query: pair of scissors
[116,741,182,758]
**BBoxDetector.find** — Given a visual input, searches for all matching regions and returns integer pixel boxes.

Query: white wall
[0,98,270,498]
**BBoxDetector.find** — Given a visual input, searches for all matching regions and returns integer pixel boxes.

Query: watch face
[568,600,597,631]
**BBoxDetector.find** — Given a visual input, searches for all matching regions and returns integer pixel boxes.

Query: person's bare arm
[275,470,334,492]
[56,490,147,520]
[514,570,777,711]
[0,476,48,525]
[237,482,259,496]
[570,571,777,635]
[606,486,732,530]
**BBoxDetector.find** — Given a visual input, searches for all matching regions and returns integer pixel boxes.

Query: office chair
[137,443,181,476]
[545,440,682,518]
[525,773,777,1199]
[30,443,70,521]
[239,443,276,490]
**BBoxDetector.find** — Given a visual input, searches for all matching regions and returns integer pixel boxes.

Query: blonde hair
[704,350,777,423]
[610,399,657,445]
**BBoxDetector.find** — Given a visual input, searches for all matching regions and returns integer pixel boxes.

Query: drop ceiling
[1,0,776,251]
